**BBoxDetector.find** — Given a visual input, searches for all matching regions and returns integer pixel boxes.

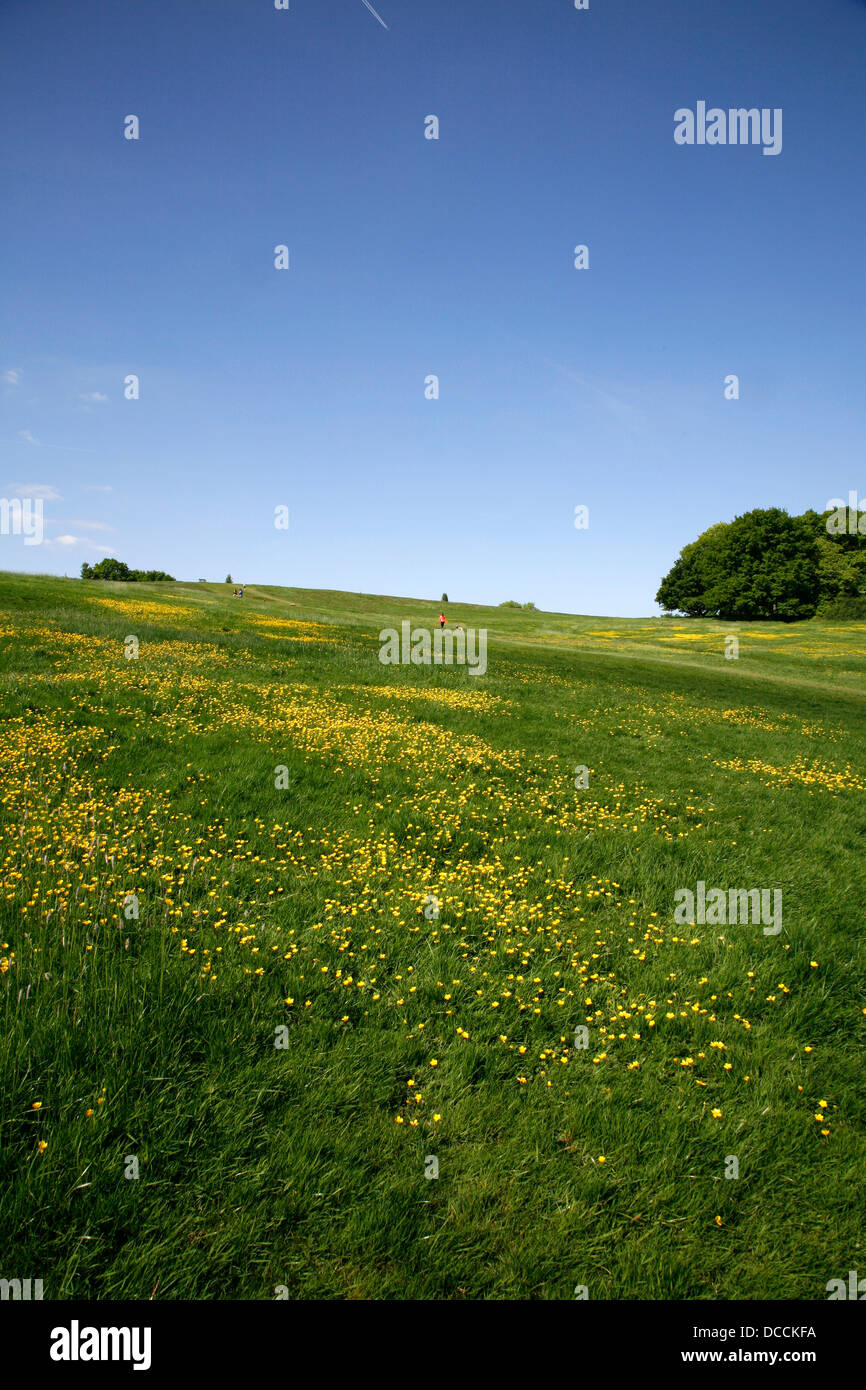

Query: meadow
[0,571,864,1300]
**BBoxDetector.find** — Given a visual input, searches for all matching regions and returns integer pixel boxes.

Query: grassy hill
[1,571,864,1298]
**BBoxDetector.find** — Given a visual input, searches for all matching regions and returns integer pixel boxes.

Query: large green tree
[656,508,822,620]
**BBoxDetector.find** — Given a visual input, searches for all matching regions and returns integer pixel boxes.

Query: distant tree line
[656,506,866,620]
[81,558,175,582]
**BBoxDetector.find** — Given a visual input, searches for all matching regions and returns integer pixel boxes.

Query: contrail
[361,0,389,28]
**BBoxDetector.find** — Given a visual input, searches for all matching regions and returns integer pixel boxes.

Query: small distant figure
[232,588,238,597]
[438,612,446,629]
[239,586,244,598]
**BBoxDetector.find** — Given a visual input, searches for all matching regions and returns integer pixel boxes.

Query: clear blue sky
[2,0,864,616]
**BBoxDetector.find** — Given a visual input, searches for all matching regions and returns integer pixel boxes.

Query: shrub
[816,595,866,620]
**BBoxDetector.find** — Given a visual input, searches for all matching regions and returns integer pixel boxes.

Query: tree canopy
[656,506,865,620]
[81,558,175,582]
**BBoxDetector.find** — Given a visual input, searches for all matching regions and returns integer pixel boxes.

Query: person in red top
[438,612,446,629]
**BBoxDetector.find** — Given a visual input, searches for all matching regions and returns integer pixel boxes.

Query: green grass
[1,571,864,1299]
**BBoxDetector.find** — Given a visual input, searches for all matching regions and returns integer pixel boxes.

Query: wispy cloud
[4,368,20,386]
[85,484,114,494]
[11,434,97,453]
[10,482,62,501]
[544,359,641,426]
[78,391,109,404]
[62,519,114,532]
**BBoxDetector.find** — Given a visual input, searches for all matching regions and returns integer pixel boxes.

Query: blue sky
[2,0,864,616]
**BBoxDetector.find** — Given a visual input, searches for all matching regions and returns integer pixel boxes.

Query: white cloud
[11,482,62,501]
[4,369,20,386]
[44,535,117,554]
[79,392,108,403]
[18,428,39,445]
